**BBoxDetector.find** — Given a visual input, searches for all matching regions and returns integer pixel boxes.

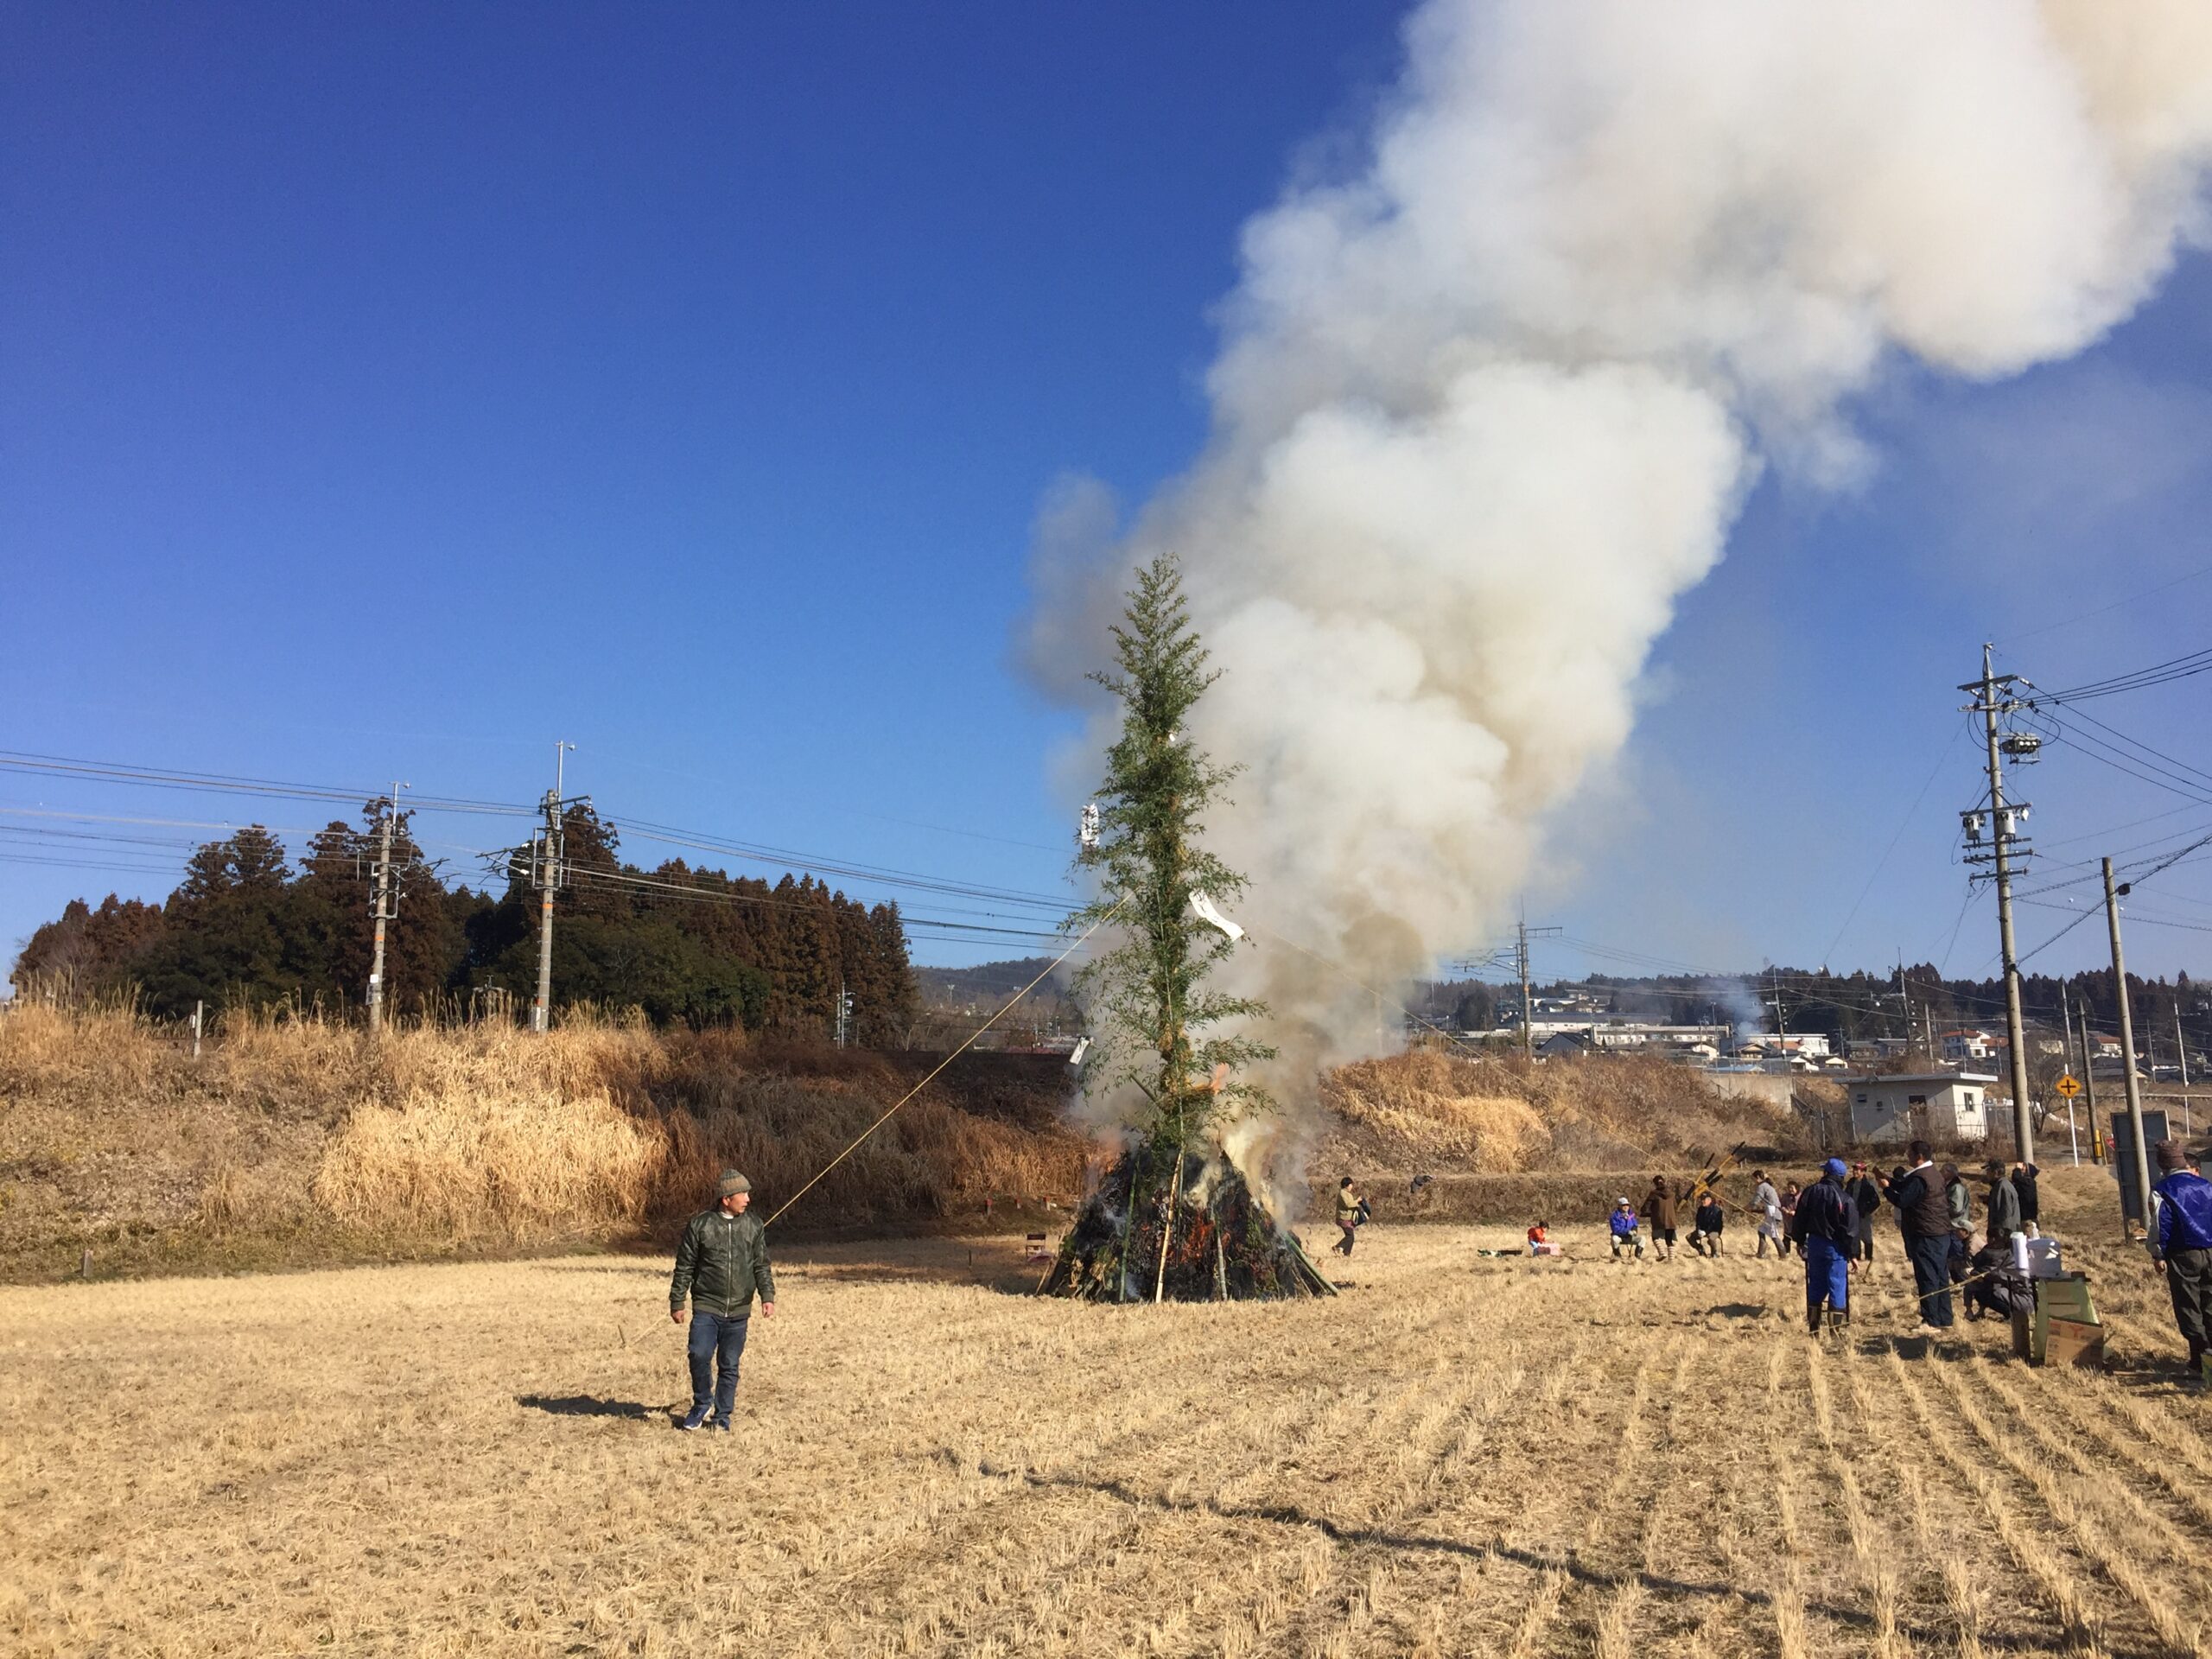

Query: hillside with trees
[10,802,917,1039]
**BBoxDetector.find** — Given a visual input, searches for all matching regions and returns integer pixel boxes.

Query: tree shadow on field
[1704,1303,1769,1319]
[516,1394,656,1421]
[1003,1471,2081,1655]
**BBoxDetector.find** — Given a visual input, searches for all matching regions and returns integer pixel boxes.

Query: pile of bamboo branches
[1037,1148,1338,1302]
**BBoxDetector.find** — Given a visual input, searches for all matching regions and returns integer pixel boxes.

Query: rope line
[762,898,1124,1229]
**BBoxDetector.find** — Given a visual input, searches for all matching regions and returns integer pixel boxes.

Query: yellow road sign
[2055,1073,2082,1099]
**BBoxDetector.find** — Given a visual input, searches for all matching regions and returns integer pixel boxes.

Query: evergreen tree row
[10,803,918,1040]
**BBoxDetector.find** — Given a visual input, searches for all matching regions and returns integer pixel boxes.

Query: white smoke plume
[1026,1,2212,1145]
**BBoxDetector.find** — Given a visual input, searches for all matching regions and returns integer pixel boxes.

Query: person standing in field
[2150,1141,2212,1378]
[1790,1158,1859,1333]
[1752,1172,1784,1260]
[1846,1163,1883,1276]
[1691,1189,1726,1256]
[1334,1176,1364,1256]
[1645,1176,1680,1262]
[1942,1163,1974,1283]
[1890,1141,1955,1331]
[2014,1161,2041,1240]
[1778,1180,1802,1259]
[1609,1197,1644,1261]
[669,1169,778,1433]
[1983,1160,2022,1249]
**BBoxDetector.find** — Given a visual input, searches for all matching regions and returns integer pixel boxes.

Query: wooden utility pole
[2104,858,2153,1233]
[531,742,575,1034]
[366,783,406,1035]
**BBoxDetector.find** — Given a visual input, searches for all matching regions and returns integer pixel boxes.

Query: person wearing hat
[1789,1159,1859,1333]
[1608,1196,1644,1261]
[669,1169,778,1432]
[2150,1141,2212,1377]
[1982,1159,2022,1248]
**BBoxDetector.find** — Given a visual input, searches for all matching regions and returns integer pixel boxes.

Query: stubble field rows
[3,1171,2208,1657]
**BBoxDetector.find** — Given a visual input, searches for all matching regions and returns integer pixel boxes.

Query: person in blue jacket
[1789,1158,1860,1334]
[1608,1197,1644,1261]
[2151,1140,2212,1377]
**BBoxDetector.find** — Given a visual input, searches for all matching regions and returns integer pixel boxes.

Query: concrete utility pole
[531,741,575,1034]
[366,782,407,1035]
[1961,645,2036,1162]
[2103,858,2153,1233]
[1514,914,1561,1061]
[2179,1006,2194,1136]
[2076,976,2102,1162]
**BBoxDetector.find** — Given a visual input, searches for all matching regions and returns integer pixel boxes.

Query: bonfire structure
[1039,555,1335,1301]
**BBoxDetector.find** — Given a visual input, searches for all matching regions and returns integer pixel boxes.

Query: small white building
[1844,1071,1995,1144]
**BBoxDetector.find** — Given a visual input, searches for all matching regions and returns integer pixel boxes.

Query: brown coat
[1647,1186,1679,1230]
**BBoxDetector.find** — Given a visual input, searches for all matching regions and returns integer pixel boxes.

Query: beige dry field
[5,1168,2209,1659]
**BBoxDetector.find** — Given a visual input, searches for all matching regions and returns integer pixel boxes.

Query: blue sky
[5,3,2210,988]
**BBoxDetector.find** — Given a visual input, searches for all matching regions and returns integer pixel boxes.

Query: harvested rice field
[4,1170,2209,1658]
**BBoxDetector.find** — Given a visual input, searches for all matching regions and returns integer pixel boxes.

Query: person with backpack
[1333,1176,1367,1257]
[1789,1159,1859,1333]
[1890,1141,1955,1330]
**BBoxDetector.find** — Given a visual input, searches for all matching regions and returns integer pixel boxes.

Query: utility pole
[366,782,408,1035]
[531,741,575,1034]
[2060,984,2080,1166]
[1961,645,2036,1162]
[2075,976,2102,1162]
[1514,914,1561,1061]
[2103,858,2153,1235]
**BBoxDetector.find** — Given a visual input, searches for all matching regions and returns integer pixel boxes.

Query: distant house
[1843,1071,1995,1144]
[1941,1028,1997,1064]
[1535,1031,1592,1059]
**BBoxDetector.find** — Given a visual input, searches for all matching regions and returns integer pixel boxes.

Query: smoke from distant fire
[1025,0,2212,1142]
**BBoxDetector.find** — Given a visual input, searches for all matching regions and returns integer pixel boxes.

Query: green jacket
[671,1207,777,1318]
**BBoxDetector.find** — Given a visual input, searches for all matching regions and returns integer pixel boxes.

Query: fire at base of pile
[1038,1148,1337,1302]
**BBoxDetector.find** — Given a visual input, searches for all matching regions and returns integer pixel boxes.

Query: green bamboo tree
[1070,554,1274,1160]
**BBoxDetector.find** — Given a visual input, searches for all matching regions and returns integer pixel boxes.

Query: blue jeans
[1803,1235,1848,1315]
[687,1312,751,1422]
[1906,1234,1955,1327]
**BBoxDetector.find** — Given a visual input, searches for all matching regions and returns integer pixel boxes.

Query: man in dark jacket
[2151,1141,2212,1377]
[1690,1191,1726,1256]
[1790,1159,1859,1333]
[670,1168,779,1431]
[1846,1163,1883,1274]
[1983,1160,2022,1244]
[2014,1162,2041,1239]
[1890,1141,1955,1330]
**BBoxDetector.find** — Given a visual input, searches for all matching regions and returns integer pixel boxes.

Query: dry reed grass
[3,1165,2200,1657]
[1322,1047,1796,1175]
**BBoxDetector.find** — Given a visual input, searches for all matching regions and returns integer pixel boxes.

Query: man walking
[2151,1141,2212,1379]
[1645,1176,1681,1262]
[1845,1162,1883,1276]
[1891,1142,1955,1330]
[1334,1175,1365,1256]
[1790,1159,1859,1333]
[670,1169,778,1432]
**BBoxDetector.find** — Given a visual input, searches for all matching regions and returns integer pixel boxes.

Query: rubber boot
[1806,1307,1822,1336]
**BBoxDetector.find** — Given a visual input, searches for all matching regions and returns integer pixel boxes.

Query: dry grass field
[4,1166,2209,1658]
